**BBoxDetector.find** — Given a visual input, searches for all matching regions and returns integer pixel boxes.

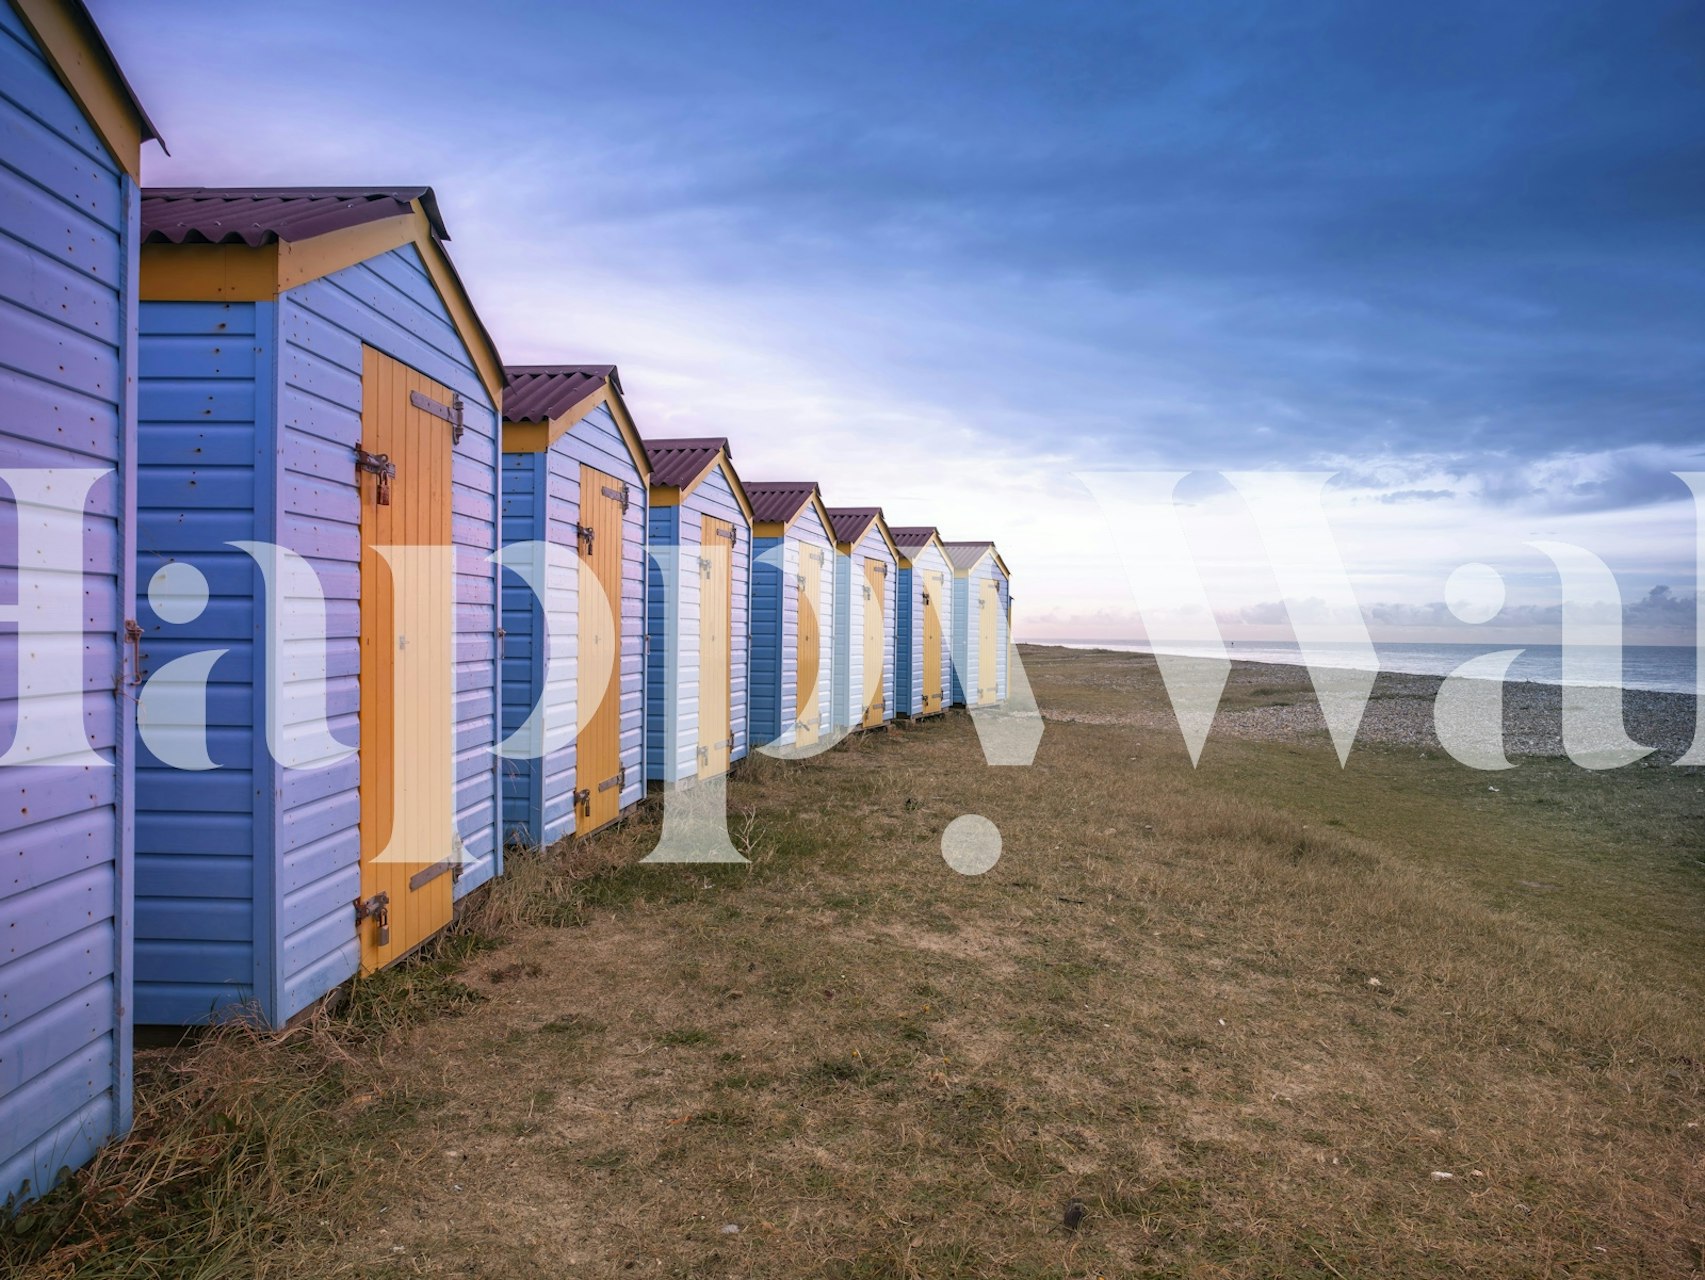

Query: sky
[98,0,1705,644]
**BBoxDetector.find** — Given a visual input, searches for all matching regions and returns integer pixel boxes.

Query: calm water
[1050,640,1699,696]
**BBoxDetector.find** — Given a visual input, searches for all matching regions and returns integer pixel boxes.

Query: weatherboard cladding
[829,511,897,730]
[499,397,647,846]
[891,532,952,718]
[0,0,139,1204]
[645,451,751,785]
[133,239,502,1027]
[747,485,834,749]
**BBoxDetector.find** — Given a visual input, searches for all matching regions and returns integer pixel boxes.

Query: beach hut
[131,187,506,1026]
[826,508,899,731]
[746,482,835,750]
[944,541,1012,706]
[889,527,954,720]
[644,439,753,784]
[499,366,649,843]
[0,0,158,1204]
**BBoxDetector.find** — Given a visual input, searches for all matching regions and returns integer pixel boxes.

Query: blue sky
[100,0,1704,640]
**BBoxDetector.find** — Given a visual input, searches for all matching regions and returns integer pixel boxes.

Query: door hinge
[496,626,506,658]
[410,389,466,445]
[598,766,626,793]
[716,526,738,542]
[354,892,391,947]
[354,446,396,506]
[601,482,630,512]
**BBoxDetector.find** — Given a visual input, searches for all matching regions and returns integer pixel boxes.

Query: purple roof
[942,540,995,570]
[645,438,730,489]
[503,365,619,423]
[825,506,883,545]
[888,526,938,552]
[141,187,447,246]
[745,482,822,525]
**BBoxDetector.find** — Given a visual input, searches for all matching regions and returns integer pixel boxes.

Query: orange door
[978,577,1000,705]
[921,569,944,714]
[576,465,626,834]
[862,559,886,728]
[357,347,456,973]
[795,546,822,747]
[699,515,734,777]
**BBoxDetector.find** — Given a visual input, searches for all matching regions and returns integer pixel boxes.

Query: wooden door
[862,559,886,728]
[357,347,456,973]
[978,577,1000,705]
[921,569,944,714]
[795,545,822,747]
[576,465,626,834]
[698,515,734,777]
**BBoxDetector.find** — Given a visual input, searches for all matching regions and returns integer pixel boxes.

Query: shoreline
[1024,642,1701,760]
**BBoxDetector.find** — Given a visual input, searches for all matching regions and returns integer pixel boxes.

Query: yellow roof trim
[140,202,506,406]
[15,0,151,180]
[835,512,900,561]
[501,382,652,483]
[649,447,754,526]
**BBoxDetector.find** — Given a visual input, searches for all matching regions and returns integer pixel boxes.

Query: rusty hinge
[409,858,455,891]
[124,619,144,686]
[354,892,391,947]
[575,523,595,555]
[354,445,396,505]
[572,787,591,817]
[410,389,466,445]
[597,766,625,794]
[715,526,738,542]
[601,482,630,512]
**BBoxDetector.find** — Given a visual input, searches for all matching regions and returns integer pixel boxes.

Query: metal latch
[575,523,596,555]
[125,619,144,686]
[572,787,592,817]
[699,556,713,578]
[796,573,806,589]
[354,892,391,947]
[354,446,396,505]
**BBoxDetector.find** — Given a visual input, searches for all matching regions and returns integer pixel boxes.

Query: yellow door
[576,465,626,835]
[357,347,456,973]
[796,546,822,747]
[921,569,943,714]
[862,559,886,728]
[699,515,734,778]
[978,577,999,705]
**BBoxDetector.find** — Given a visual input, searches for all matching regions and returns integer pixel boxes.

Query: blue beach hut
[499,366,650,843]
[944,541,1011,706]
[826,508,899,732]
[745,482,836,751]
[888,527,954,720]
[132,188,507,1026]
[644,439,754,784]
[0,0,159,1202]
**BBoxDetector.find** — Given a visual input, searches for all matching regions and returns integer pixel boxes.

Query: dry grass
[9,646,1704,1278]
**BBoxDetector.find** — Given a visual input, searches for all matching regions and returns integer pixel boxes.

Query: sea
[1048,640,1699,696]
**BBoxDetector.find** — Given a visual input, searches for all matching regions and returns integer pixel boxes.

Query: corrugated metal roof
[826,507,883,545]
[744,482,822,525]
[141,187,448,247]
[503,365,619,423]
[645,437,730,489]
[942,540,995,570]
[888,525,938,553]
